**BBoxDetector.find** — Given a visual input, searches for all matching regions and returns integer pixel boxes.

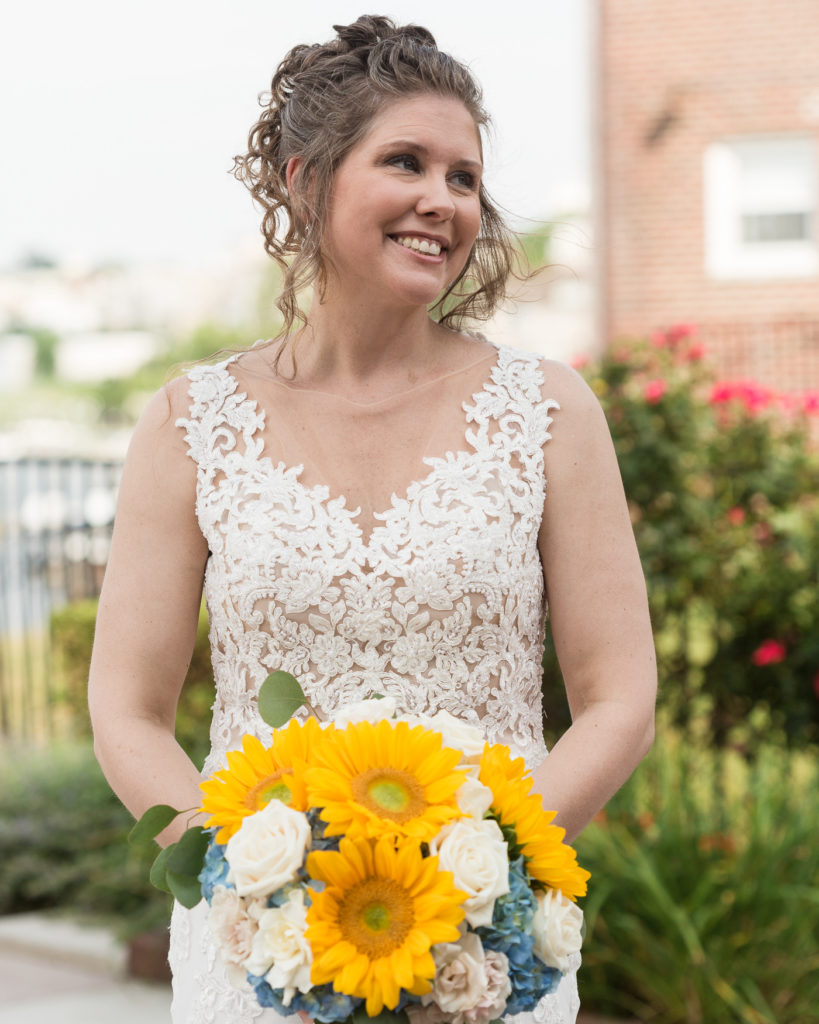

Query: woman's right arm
[88,378,210,845]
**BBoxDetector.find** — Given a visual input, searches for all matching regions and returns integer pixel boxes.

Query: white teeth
[396,235,442,256]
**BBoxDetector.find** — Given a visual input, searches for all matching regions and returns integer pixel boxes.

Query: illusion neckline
[243,339,498,410]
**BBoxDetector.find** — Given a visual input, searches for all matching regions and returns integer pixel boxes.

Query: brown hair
[232,14,522,345]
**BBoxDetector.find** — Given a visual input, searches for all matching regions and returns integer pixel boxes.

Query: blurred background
[1,2,817,1023]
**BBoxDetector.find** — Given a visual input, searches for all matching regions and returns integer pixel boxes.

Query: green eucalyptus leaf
[166,826,209,877]
[258,671,306,727]
[128,804,181,846]
[167,869,204,909]
[149,843,175,894]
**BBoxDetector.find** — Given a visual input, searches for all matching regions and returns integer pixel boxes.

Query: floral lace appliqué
[170,343,580,1024]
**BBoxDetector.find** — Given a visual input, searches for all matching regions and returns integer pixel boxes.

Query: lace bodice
[169,341,581,1024]
[176,344,558,777]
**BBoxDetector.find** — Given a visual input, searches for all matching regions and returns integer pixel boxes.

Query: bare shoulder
[116,374,200,523]
[535,357,612,454]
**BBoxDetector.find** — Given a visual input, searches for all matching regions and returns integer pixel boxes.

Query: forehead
[359,94,483,161]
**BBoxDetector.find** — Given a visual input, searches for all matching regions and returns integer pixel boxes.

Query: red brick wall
[597,0,819,389]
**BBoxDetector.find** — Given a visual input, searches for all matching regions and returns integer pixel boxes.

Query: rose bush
[543,326,819,747]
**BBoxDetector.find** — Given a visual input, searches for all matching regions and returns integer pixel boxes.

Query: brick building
[594,0,819,389]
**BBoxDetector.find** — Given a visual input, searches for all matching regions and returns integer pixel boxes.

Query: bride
[88,15,656,1024]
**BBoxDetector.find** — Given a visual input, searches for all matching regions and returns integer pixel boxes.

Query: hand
[298,1012,312,1024]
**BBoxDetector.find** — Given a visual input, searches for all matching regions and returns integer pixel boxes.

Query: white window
[703,135,818,279]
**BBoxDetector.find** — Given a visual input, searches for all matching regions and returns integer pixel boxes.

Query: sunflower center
[352,768,426,823]
[244,770,292,811]
[337,877,415,958]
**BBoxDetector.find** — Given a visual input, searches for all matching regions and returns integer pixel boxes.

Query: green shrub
[575,720,819,1023]
[0,742,170,938]
[51,599,213,767]
[544,328,819,747]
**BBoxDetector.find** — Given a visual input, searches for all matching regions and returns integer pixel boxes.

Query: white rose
[425,933,509,1024]
[425,710,486,761]
[333,696,398,727]
[455,776,494,819]
[245,889,313,1004]
[429,818,509,927]
[532,887,584,972]
[208,886,265,986]
[226,800,311,898]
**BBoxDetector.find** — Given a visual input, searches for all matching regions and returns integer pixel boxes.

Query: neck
[283,289,452,393]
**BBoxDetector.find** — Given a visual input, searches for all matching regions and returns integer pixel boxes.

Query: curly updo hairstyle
[233,14,520,340]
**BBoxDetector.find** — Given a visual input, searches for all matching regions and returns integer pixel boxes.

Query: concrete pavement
[0,914,170,1024]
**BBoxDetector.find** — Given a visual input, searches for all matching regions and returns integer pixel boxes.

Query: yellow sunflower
[200,717,320,843]
[306,719,466,842]
[306,834,466,1015]
[479,743,590,900]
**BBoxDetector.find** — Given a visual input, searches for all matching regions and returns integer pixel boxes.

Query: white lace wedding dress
[168,340,581,1024]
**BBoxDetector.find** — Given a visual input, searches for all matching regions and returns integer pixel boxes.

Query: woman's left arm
[533,362,657,843]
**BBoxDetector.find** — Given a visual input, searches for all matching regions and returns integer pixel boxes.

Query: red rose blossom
[644,379,668,404]
[752,640,786,666]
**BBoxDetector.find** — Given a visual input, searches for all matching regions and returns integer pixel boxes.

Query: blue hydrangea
[248,976,360,1023]
[198,832,231,903]
[477,855,561,1012]
[478,855,535,951]
[292,985,360,1022]
[503,954,561,1014]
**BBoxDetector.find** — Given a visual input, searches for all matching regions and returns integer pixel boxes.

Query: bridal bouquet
[131,674,590,1022]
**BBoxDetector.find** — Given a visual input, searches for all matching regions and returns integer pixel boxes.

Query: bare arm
[533,363,657,842]
[88,379,210,845]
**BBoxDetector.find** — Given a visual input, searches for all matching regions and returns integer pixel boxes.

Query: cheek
[460,201,482,247]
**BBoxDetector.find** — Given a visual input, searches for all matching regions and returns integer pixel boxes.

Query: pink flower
[650,330,668,349]
[710,382,734,405]
[686,342,706,361]
[644,379,668,403]
[667,323,698,343]
[803,391,819,415]
[726,507,746,526]
[709,380,774,414]
[570,353,589,370]
[752,640,786,667]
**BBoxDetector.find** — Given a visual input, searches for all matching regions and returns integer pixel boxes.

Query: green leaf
[167,869,204,908]
[149,844,176,894]
[128,804,181,846]
[258,671,306,727]
[166,826,209,877]
[351,1007,407,1024]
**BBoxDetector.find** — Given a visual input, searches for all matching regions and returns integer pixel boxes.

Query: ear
[285,156,304,197]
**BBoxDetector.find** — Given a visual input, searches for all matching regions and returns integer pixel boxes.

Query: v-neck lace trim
[187,345,501,551]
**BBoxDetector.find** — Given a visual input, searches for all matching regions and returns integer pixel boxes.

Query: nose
[416,173,456,220]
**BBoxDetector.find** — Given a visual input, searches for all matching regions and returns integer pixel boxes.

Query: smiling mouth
[389,234,447,257]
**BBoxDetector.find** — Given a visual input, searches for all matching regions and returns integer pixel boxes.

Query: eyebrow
[376,139,483,172]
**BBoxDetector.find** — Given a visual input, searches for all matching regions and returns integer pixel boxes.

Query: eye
[449,169,478,191]
[388,154,420,172]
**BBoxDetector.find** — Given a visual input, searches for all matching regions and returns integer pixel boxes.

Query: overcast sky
[2,0,590,270]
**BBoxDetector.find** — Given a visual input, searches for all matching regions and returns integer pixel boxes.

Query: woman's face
[319,93,483,310]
